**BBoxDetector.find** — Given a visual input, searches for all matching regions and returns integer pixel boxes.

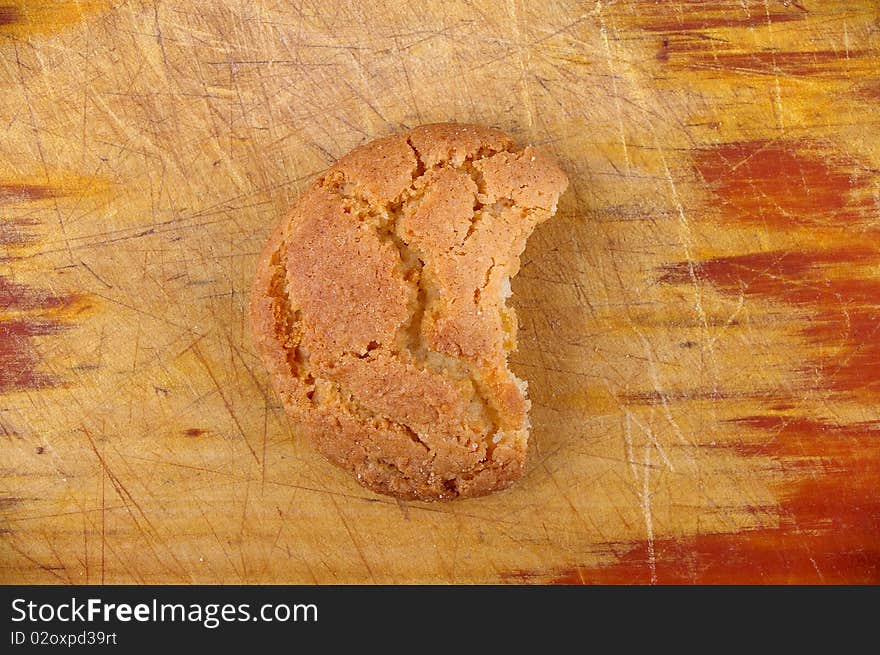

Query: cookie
[250,123,568,500]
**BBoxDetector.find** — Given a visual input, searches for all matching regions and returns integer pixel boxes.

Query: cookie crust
[250,123,568,500]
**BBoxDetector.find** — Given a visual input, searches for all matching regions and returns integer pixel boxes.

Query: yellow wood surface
[2,0,879,583]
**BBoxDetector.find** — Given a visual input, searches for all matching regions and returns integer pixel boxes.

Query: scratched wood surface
[1,0,879,584]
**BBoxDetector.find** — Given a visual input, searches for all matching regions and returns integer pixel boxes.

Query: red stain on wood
[535,416,880,584]
[642,13,802,33]
[548,531,877,584]
[0,173,111,206]
[688,49,868,75]
[657,247,878,299]
[728,415,880,460]
[183,428,207,437]
[657,247,880,389]
[693,140,868,230]
[655,40,872,76]
[0,277,82,394]
[0,183,62,201]
[520,137,880,584]
[662,139,880,400]
[0,276,76,312]
[0,1,110,37]
[631,0,805,33]
[1,180,93,392]
[0,319,67,393]
[0,5,19,27]
[641,13,874,77]
[806,310,880,397]
[659,247,880,399]
[859,81,880,101]
[0,220,37,248]
[631,139,880,581]
[624,388,790,404]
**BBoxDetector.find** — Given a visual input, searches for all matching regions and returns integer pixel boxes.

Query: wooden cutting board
[2,0,878,584]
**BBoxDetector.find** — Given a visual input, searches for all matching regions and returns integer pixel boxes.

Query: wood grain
[1,0,878,584]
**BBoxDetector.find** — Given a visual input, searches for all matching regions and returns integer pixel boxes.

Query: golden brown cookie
[250,123,568,500]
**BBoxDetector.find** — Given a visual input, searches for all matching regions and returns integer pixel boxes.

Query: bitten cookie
[250,123,568,500]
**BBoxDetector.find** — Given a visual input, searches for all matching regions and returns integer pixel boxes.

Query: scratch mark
[191,343,260,464]
[641,444,657,585]
[655,138,720,422]
[595,0,631,172]
[639,334,693,452]
[1,537,67,582]
[80,426,188,582]
[100,448,105,584]
[623,412,637,480]
[81,503,89,583]
[611,380,674,471]
[764,0,786,134]
[507,0,535,129]
[42,529,73,583]
[79,260,112,289]
[196,501,241,582]
[328,493,377,583]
